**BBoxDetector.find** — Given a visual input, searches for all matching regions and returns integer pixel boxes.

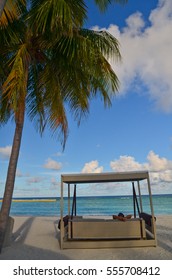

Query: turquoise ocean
[0,194,172,216]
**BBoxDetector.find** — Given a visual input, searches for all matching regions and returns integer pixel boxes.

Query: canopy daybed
[60,171,157,249]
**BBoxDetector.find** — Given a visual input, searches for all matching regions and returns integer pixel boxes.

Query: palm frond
[53,28,121,92]
[29,0,87,36]
[2,43,30,114]
[27,61,69,148]
[0,0,26,27]
[44,29,120,132]
[80,29,121,61]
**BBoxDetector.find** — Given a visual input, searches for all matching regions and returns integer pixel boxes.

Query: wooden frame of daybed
[60,171,157,249]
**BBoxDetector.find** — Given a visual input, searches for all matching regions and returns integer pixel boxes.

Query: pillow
[58,215,69,229]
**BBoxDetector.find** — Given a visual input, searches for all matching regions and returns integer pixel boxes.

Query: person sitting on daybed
[113,212,132,221]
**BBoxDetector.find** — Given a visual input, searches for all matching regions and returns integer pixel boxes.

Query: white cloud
[43,158,62,170]
[81,160,103,173]
[93,0,172,112]
[27,176,43,184]
[145,150,172,172]
[110,150,172,188]
[110,155,142,172]
[55,152,63,157]
[50,177,60,190]
[80,152,172,191]
[0,145,12,159]
[16,169,30,177]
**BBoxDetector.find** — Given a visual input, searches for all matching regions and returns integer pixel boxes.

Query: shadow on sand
[0,217,70,260]
[156,224,172,255]
[12,216,35,244]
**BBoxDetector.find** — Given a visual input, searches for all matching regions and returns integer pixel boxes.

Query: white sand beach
[0,215,172,260]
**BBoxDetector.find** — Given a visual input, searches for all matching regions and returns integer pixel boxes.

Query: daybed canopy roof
[61,171,149,184]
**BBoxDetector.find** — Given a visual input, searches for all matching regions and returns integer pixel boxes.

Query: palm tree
[0,0,126,252]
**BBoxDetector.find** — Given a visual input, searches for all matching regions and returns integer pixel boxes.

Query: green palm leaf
[29,0,87,35]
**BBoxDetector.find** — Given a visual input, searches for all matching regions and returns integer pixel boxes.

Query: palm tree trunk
[0,106,25,253]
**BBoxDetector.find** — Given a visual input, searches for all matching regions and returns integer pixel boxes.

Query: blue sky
[1,0,172,197]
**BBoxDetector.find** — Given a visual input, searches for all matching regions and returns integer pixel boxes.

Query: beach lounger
[67,217,146,240]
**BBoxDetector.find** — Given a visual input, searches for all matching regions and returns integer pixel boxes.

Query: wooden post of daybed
[147,173,157,245]
[137,181,143,212]
[68,183,70,217]
[60,176,64,249]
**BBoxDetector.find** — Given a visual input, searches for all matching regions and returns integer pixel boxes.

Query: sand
[0,215,172,260]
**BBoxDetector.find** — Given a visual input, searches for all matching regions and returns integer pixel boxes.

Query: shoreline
[0,215,172,260]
